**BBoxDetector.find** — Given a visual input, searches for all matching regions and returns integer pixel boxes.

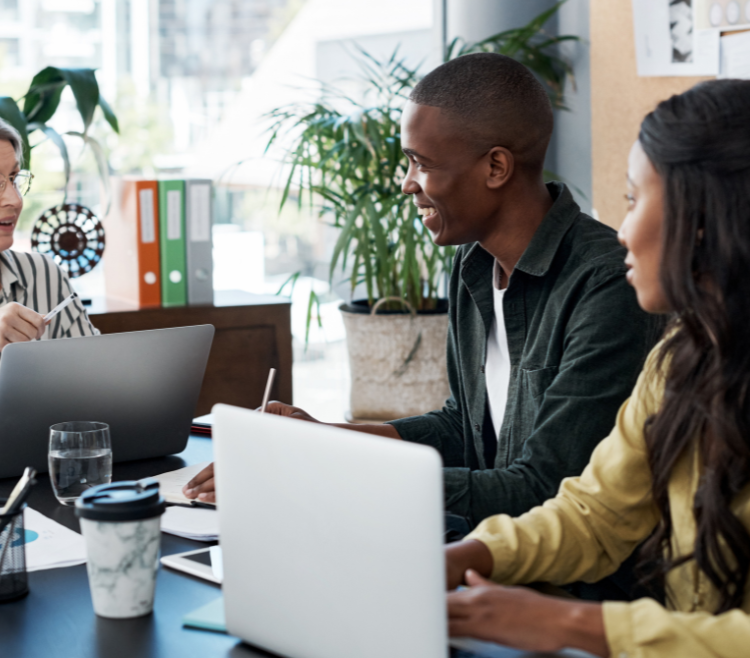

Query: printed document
[19,508,87,571]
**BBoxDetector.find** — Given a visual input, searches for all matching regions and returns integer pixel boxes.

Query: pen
[0,467,36,542]
[168,501,216,510]
[0,467,36,516]
[260,368,276,413]
[43,293,77,323]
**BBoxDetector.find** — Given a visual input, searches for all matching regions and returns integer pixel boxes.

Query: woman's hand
[448,570,610,657]
[0,302,45,352]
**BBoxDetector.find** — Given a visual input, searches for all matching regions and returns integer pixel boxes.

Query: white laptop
[213,403,447,658]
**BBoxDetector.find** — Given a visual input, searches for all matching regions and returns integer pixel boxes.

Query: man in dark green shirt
[184,55,659,545]
[389,180,657,527]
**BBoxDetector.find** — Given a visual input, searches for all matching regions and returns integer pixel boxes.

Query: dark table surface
[0,437,576,658]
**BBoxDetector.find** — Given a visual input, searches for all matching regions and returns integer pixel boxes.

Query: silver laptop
[213,403,448,658]
[0,325,214,479]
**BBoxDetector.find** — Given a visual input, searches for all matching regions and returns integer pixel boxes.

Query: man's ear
[486,147,514,190]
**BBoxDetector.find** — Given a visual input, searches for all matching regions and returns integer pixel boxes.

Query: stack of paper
[161,506,219,542]
[21,508,87,572]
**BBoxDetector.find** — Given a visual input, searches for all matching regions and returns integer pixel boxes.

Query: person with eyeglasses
[0,118,97,352]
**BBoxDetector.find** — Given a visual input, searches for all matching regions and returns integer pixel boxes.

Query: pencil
[260,368,276,413]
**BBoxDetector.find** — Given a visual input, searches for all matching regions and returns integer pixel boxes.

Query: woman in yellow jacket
[445,79,750,658]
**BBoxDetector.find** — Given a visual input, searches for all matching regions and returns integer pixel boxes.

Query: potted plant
[0,66,119,206]
[267,2,580,421]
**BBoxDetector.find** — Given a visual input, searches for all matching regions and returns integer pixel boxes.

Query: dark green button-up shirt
[389,183,661,527]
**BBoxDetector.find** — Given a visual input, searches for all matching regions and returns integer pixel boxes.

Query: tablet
[161,546,223,584]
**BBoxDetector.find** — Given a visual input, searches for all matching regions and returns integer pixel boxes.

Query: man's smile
[416,206,437,218]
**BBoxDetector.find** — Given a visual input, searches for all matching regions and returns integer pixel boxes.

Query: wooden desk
[88,290,292,416]
[0,438,572,658]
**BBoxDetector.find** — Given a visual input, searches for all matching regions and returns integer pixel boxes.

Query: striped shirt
[0,250,98,339]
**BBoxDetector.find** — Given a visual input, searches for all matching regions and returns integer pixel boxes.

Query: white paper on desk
[633,0,720,76]
[153,462,215,507]
[161,506,219,541]
[193,413,214,426]
[19,507,87,572]
[720,30,750,78]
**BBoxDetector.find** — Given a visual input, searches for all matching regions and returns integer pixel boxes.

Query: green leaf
[0,97,30,167]
[304,290,322,346]
[24,67,101,134]
[276,271,301,297]
[60,69,99,133]
[28,122,70,197]
[329,196,366,281]
[23,67,66,124]
[67,131,111,213]
[98,95,119,134]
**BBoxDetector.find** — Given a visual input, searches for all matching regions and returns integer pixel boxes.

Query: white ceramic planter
[340,302,450,421]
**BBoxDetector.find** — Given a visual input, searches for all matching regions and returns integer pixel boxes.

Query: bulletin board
[590,1,711,229]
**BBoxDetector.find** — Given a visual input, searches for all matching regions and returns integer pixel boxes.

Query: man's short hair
[409,53,554,171]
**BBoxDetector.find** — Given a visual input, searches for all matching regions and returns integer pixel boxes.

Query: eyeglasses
[0,171,34,197]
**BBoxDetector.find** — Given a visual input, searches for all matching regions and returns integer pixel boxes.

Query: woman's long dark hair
[637,80,750,613]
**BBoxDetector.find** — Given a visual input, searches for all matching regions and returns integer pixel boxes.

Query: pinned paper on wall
[695,0,750,30]
[719,29,750,78]
[633,0,720,76]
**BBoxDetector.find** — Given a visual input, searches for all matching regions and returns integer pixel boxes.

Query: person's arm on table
[184,251,472,503]
[182,401,404,502]
[444,539,609,655]
[260,401,404,438]
[447,570,609,657]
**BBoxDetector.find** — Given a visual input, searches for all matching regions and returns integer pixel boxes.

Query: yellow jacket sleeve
[604,599,750,658]
[466,349,663,586]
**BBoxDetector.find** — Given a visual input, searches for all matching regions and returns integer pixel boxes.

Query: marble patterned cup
[75,479,166,619]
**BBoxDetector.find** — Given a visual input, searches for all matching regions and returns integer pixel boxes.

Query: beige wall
[590,1,710,228]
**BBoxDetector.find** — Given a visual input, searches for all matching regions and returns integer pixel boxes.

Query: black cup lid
[75,479,166,521]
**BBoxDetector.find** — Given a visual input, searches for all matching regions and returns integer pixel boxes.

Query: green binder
[158,180,188,306]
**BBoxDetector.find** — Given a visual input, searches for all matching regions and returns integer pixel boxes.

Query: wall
[553,0,592,213]
[441,0,593,213]
[590,1,709,228]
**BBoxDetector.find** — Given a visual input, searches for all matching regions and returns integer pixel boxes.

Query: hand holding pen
[182,368,278,504]
[0,293,77,353]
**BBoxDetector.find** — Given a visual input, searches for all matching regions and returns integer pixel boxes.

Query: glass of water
[49,422,113,505]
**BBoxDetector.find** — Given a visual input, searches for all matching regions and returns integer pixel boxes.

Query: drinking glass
[49,422,113,505]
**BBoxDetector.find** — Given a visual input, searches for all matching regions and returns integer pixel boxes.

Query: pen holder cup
[0,502,29,602]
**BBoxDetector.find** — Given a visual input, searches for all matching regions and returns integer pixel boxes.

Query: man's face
[400,101,501,247]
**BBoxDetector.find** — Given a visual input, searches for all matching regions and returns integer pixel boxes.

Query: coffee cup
[75,479,166,618]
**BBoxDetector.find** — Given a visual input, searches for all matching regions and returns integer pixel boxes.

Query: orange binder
[104,178,162,308]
